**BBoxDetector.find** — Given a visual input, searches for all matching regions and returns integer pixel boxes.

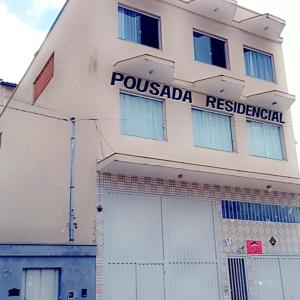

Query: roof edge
[0,0,70,119]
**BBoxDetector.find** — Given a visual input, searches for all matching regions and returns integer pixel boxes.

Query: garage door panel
[104,192,163,262]
[165,263,219,300]
[280,258,300,299]
[106,264,136,300]
[162,197,216,262]
[253,258,283,300]
[137,264,165,300]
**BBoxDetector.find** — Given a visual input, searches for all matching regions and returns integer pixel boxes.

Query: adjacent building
[0,0,299,299]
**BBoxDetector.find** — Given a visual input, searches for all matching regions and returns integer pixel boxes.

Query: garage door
[104,192,221,300]
[253,257,300,300]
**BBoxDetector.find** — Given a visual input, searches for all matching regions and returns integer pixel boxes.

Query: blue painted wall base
[0,244,96,300]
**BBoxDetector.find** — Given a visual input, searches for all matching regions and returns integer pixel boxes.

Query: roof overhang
[193,75,245,99]
[97,153,300,194]
[235,13,285,42]
[113,54,175,84]
[163,0,237,24]
[247,90,295,112]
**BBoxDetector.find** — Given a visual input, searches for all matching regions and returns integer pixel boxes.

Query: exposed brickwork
[33,53,54,103]
[96,172,300,300]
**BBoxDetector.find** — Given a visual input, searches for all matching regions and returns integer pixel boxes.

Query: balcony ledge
[247,90,295,112]
[234,13,285,42]
[192,75,245,100]
[114,54,175,84]
[163,0,237,24]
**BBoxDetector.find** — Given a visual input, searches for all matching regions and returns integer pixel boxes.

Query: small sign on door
[246,240,263,255]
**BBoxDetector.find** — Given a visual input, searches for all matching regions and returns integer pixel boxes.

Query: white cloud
[0,4,46,83]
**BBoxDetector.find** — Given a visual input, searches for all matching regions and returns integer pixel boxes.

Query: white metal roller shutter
[162,196,219,300]
[106,264,136,300]
[104,192,165,300]
[137,264,165,300]
[166,263,219,300]
[22,269,58,300]
[279,257,300,299]
[104,192,163,262]
[104,192,220,300]
[253,257,300,300]
[162,197,216,261]
[253,257,283,300]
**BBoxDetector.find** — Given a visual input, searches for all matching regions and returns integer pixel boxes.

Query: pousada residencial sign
[110,72,284,124]
[111,72,193,103]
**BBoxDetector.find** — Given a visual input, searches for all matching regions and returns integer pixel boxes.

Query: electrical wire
[93,119,115,154]
[0,92,65,113]
[0,104,69,122]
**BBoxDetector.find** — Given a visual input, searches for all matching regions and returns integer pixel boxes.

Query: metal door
[280,257,300,299]
[104,192,221,300]
[22,269,59,300]
[162,196,220,300]
[252,257,300,300]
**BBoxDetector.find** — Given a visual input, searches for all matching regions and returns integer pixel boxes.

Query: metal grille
[228,258,248,300]
[222,200,300,224]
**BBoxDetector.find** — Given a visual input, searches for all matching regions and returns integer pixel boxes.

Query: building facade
[0,0,300,299]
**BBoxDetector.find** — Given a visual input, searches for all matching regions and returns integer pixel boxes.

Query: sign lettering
[206,95,285,124]
[111,72,193,103]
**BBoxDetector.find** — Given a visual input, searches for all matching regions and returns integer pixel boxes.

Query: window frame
[192,107,236,153]
[243,46,277,83]
[193,29,230,69]
[120,91,167,141]
[118,4,162,50]
[246,118,286,161]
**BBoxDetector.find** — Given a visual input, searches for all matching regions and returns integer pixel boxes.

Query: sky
[0,0,300,161]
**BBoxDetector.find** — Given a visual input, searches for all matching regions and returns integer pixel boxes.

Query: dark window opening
[193,31,227,68]
[118,6,160,49]
[140,14,159,49]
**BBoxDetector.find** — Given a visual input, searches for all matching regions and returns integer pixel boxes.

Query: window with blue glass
[247,120,284,160]
[118,6,160,49]
[193,31,228,68]
[244,48,275,82]
[222,200,300,224]
[120,92,165,140]
[192,109,234,152]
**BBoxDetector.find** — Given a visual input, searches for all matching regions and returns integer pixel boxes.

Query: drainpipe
[69,117,77,242]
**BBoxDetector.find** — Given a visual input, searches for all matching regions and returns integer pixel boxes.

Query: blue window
[222,200,300,224]
[247,120,284,160]
[118,6,160,49]
[192,109,234,152]
[193,31,227,68]
[120,93,165,140]
[244,48,275,82]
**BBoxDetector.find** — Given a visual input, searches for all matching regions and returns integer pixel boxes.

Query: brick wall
[96,172,300,300]
[33,53,54,103]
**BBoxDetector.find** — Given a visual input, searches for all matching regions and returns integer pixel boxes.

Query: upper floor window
[247,120,284,160]
[192,109,234,152]
[120,92,165,140]
[244,48,275,82]
[193,31,228,68]
[118,6,160,49]
[33,53,54,103]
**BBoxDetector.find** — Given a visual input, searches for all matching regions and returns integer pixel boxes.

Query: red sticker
[246,240,262,255]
